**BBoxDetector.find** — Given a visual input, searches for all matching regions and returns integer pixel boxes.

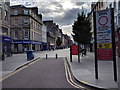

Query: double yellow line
[64,58,85,89]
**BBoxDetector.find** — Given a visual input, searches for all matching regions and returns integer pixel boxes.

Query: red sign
[97,49,113,60]
[98,16,108,26]
[71,45,78,55]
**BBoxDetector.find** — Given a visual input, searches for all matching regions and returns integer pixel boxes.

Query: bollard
[56,54,57,59]
[46,54,47,59]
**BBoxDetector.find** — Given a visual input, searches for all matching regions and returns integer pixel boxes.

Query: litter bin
[25,50,34,60]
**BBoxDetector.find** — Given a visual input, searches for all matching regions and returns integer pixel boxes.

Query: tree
[72,11,92,49]
[56,37,62,47]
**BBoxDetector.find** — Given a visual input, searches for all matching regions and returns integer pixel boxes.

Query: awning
[2,36,12,42]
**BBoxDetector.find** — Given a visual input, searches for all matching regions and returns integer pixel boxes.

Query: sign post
[93,8,117,81]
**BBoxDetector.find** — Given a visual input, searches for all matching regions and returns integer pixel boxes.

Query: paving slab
[67,52,118,90]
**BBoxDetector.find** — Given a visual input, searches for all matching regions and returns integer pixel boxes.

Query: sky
[10,0,95,38]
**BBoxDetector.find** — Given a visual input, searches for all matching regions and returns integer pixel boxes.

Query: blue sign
[23,40,31,44]
[12,40,42,45]
[2,36,12,42]
[12,40,23,44]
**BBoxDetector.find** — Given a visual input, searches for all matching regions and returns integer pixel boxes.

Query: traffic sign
[98,16,108,26]
[93,8,117,81]
[97,43,112,49]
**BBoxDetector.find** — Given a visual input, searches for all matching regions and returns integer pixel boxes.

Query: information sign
[95,9,113,60]
[71,45,78,55]
[94,8,117,81]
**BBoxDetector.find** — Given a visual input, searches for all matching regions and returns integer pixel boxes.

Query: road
[2,57,85,89]
[2,49,71,77]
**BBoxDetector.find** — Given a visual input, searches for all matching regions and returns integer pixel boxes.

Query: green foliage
[72,11,92,45]
[56,37,62,46]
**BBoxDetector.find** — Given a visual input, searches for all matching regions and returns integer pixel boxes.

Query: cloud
[10,0,91,36]
[53,9,80,26]
[10,0,36,6]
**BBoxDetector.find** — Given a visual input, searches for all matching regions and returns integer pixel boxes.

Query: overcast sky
[10,0,95,38]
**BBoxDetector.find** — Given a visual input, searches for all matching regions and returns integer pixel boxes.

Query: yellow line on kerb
[0,66,28,82]
[64,59,86,89]
[64,60,80,88]
[65,60,85,89]
[0,58,41,82]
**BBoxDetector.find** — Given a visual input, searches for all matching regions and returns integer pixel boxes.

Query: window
[24,18,29,25]
[118,15,120,26]
[4,10,8,21]
[114,1,116,10]
[24,30,29,39]
[109,4,112,8]
[14,19,18,25]
[14,30,18,39]
[0,9,1,19]
[23,10,29,15]
[0,2,2,7]
[119,1,120,9]
[13,10,18,15]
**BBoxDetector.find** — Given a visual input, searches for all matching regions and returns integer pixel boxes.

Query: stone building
[41,23,47,50]
[43,20,56,50]
[10,5,43,53]
[0,1,11,57]
[87,0,105,51]
[64,34,72,48]
[43,20,63,50]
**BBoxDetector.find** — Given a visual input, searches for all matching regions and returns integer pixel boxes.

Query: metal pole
[111,8,117,81]
[78,43,80,63]
[56,54,57,59]
[70,46,72,62]
[46,54,47,59]
[93,11,98,79]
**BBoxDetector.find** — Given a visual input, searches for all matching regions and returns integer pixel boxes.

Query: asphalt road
[2,57,83,89]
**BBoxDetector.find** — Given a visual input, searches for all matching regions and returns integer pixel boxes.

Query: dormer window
[13,10,18,15]
[24,10,29,15]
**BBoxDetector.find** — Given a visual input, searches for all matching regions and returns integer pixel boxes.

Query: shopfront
[41,43,48,51]
[2,36,12,57]
[12,40,42,53]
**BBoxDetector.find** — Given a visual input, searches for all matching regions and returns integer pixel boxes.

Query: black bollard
[56,54,57,59]
[46,54,47,59]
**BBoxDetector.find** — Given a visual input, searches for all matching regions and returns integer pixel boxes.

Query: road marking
[28,58,40,66]
[64,60,80,88]
[0,58,41,82]
[64,59,85,89]
[65,60,85,89]
[0,66,28,82]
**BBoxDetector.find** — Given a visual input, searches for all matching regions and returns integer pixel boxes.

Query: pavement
[0,49,119,89]
[67,52,119,90]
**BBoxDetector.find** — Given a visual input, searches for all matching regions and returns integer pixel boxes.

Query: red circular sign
[98,16,108,26]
